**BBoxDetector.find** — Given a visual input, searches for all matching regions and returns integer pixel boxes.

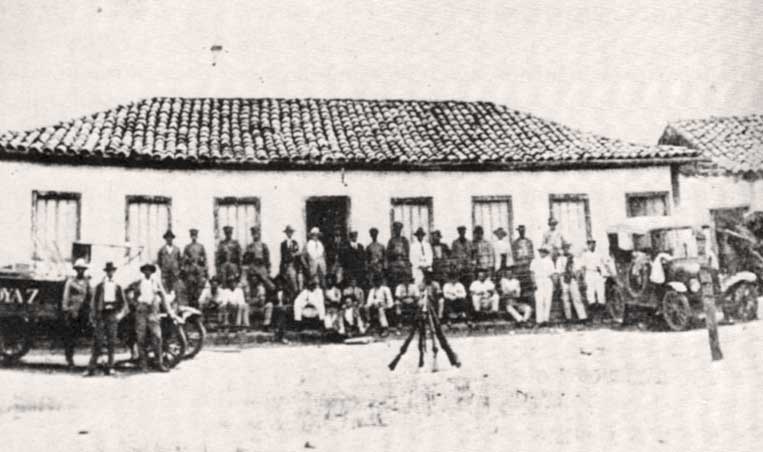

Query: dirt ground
[0,323,762,452]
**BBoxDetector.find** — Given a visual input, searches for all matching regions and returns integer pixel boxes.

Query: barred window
[126,195,172,262]
[32,191,81,262]
[549,194,592,251]
[472,196,513,240]
[214,197,261,247]
[626,191,670,217]
[390,197,433,241]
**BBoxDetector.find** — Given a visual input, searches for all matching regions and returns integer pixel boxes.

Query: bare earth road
[1,324,762,452]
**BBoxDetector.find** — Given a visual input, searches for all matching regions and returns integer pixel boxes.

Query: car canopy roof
[606,216,707,235]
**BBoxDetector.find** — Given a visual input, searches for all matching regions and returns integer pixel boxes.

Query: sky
[0,0,761,143]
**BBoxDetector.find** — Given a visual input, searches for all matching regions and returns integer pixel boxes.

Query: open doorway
[305,196,351,271]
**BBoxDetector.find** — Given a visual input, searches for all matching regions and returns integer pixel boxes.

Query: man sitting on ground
[342,276,366,335]
[441,271,467,323]
[294,278,326,326]
[364,274,393,335]
[394,273,421,329]
[198,276,225,324]
[323,274,346,334]
[498,268,532,324]
[470,268,499,317]
[221,274,249,328]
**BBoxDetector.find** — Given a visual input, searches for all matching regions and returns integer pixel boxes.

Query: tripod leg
[430,303,461,368]
[417,316,426,368]
[427,310,439,372]
[388,322,418,371]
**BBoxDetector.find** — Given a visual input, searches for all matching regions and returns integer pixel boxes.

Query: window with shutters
[626,191,670,217]
[472,196,513,241]
[125,195,172,263]
[549,194,592,251]
[390,197,433,241]
[214,197,261,247]
[31,191,81,262]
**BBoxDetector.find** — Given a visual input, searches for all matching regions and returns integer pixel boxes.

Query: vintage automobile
[605,216,757,331]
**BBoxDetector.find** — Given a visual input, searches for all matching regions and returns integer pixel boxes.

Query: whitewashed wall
[0,160,673,276]
[677,174,755,224]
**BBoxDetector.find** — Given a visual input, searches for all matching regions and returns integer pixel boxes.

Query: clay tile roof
[659,114,763,176]
[0,97,696,170]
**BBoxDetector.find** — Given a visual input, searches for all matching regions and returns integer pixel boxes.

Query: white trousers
[585,272,606,305]
[472,294,499,312]
[535,281,553,323]
[294,297,325,321]
[561,279,587,320]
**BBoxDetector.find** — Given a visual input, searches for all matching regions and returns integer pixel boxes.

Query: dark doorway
[305,196,351,270]
[710,206,750,273]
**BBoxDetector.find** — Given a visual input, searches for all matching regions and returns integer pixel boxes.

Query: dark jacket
[92,280,127,319]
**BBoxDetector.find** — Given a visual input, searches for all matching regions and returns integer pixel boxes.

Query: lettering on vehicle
[0,287,40,305]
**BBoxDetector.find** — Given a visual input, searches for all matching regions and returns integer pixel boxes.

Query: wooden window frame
[471,195,513,239]
[31,190,82,261]
[125,195,173,243]
[625,191,670,217]
[548,193,592,240]
[389,197,434,236]
[213,196,261,241]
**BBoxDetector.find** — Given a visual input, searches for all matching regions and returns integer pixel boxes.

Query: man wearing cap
[542,217,566,258]
[451,226,475,287]
[216,225,242,284]
[441,270,467,322]
[469,268,499,315]
[157,229,182,294]
[134,262,179,372]
[409,227,433,286]
[580,239,608,308]
[339,229,366,288]
[243,226,275,293]
[430,230,450,284]
[279,225,302,295]
[61,258,92,368]
[303,227,327,288]
[512,225,535,265]
[86,262,128,376]
[366,227,386,289]
[493,227,514,271]
[472,226,495,276]
[557,241,587,322]
[531,247,555,325]
[182,228,208,309]
[386,221,411,291]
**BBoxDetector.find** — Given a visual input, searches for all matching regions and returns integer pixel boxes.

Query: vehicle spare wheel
[662,290,691,331]
[606,285,626,324]
[729,281,759,322]
[0,317,33,364]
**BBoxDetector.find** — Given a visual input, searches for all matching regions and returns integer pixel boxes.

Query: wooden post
[699,270,723,361]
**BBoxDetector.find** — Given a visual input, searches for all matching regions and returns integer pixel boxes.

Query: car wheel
[730,281,759,322]
[183,317,206,359]
[606,285,626,324]
[662,290,691,331]
[0,317,33,365]
[162,322,187,368]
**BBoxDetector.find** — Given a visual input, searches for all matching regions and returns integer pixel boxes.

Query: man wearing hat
[61,258,92,368]
[243,226,275,293]
[386,221,411,291]
[512,224,536,303]
[158,229,182,295]
[279,225,302,295]
[409,227,433,286]
[302,227,327,287]
[451,226,475,287]
[216,225,242,284]
[339,229,366,287]
[86,262,127,376]
[492,227,514,271]
[472,226,495,276]
[182,228,208,309]
[133,262,178,372]
[542,217,566,259]
[580,239,609,308]
[530,246,555,325]
[430,230,450,284]
[365,227,386,289]
[557,241,587,322]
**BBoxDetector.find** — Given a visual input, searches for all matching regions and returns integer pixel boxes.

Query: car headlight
[688,278,701,293]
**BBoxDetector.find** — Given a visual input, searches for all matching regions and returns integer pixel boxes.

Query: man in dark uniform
[86,262,127,376]
[451,226,475,288]
[366,227,386,289]
[216,225,242,284]
[386,221,411,292]
[182,228,208,308]
[279,225,302,296]
[61,258,91,368]
[512,224,536,305]
[157,229,182,294]
[339,229,366,287]
[430,230,450,284]
[243,226,275,292]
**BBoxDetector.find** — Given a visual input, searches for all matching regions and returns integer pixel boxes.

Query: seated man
[294,278,326,325]
[364,274,393,334]
[265,274,290,343]
[248,272,268,327]
[198,276,226,325]
[498,268,532,323]
[323,274,346,334]
[470,268,499,316]
[441,271,467,322]
[221,274,249,328]
[419,271,442,314]
[341,276,366,335]
[394,273,421,328]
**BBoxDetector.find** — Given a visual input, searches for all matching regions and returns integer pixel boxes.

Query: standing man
[216,225,242,284]
[512,224,536,305]
[472,226,495,277]
[531,247,555,325]
[134,263,179,372]
[580,239,608,308]
[542,217,566,258]
[303,227,327,287]
[430,230,450,284]
[451,226,475,288]
[339,229,366,287]
[61,258,91,368]
[182,228,208,309]
[558,241,587,322]
[157,229,182,294]
[86,262,127,376]
[279,225,302,296]
[386,221,411,291]
[243,226,275,292]
[493,227,513,271]
[409,227,433,286]
[366,227,386,289]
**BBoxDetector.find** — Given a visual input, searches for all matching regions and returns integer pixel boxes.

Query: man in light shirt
[579,239,608,307]
[86,262,128,376]
[364,274,393,334]
[198,276,227,325]
[134,263,179,372]
[294,278,326,324]
[221,274,249,328]
[541,217,566,259]
[556,241,587,322]
[303,227,327,288]
[470,268,499,315]
[531,247,555,325]
[493,227,514,271]
[498,268,532,323]
[441,271,467,322]
[409,227,433,286]
[394,273,421,329]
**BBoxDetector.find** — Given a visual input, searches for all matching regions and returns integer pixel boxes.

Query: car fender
[666,281,688,293]
[721,271,758,293]
[177,305,202,322]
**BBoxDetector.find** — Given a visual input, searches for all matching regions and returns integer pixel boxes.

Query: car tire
[183,316,206,359]
[606,285,626,324]
[0,317,33,365]
[662,290,691,331]
[729,281,758,322]
[162,322,187,368]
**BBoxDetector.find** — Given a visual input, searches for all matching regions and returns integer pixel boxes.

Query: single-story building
[0,97,697,278]
[658,114,763,268]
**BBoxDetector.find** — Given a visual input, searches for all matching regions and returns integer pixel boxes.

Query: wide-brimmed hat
[348,229,358,237]
[163,229,175,240]
[189,228,199,235]
[457,225,467,232]
[103,262,117,272]
[493,227,508,237]
[548,217,559,226]
[140,262,156,273]
[283,225,295,233]
[431,229,442,238]
[473,225,484,234]
[392,221,403,229]
[309,227,321,236]
[562,240,573,249]
[73,258,88,270]
[414,227,426,237]
[587,238,597,244]
[222,225,234,232]
[538,246,550,254]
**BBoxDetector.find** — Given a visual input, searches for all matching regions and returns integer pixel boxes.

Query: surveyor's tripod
[388,300,461,372]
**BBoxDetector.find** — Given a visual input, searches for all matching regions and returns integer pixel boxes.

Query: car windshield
[650,227,698,258]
